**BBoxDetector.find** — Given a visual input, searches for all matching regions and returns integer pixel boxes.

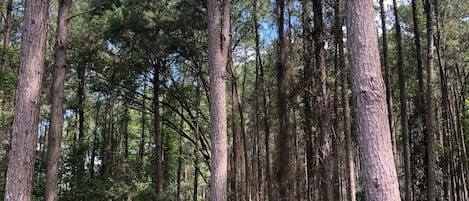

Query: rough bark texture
[334,0,356,200]
[379,0,398,168]
[207,0,231,199]
[345,0,401,200]
[275,0,290,200]
[424,0,436,200]
[392,1,412,200]
[4,0,49,200]
[301,1,314,200]
[312,0,332,200]
[45,0,72,200]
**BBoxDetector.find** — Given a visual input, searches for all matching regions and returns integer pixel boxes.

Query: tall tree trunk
[334,0,356,200]
[90,102,101,179]
[312,0,332,200]
[45,0,72,200]
[153,63,164,200]
[412,0,425,95]
[102,93,114,177]
[123,104,129,158]
[252,1,263,199]
[424,0,436,200]
[260,24,272,201]
[139,74,147,161]
[275,0,290,199]
[379,0,398,167]
[392,1,412,200]
[231,72,239,200]
[345,0,401,200]
[231,62,251,201]
[410,1,425,197]
[176,109,183,201]
[207,0,231,199]
[193,84,201,201]
[252,2,261,195]
[301,2,314,200]
[3,1,49,200]
[77,65,85,187]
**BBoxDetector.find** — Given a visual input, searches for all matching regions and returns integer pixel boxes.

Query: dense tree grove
[0,0,468,200]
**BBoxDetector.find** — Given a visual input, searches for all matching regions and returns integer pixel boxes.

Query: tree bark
[379,0,398,168]
[207,0,231,199]
[231,71,239,200]
[252,1,262,198]
[260,25,272,201]
[4,1,49,200]
[102,93,114,177]
[301,2,314,200]
[312,0,332,200]
[45,0,72,200]
[139,73,147,161]
[424,0,436,200]
[77,62,85,188]
[412,0,425,95]
[153,62,164,200]
[334,0,356,200]
[193,84,201,201]
[90,102,101,179]
[392,1,412,200]
[345,0,401,200]
[275,0,290,199]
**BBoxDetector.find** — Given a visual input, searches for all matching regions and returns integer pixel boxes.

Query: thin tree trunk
[312,0,332,200]
[231,62,251,201]
[152,62,164,200]
[412,0,425,95]
[252,1,264,199]
[379,0,398,168]
[77,65,85,187]
[139,73,147,161]
[424,0,436,200]
[252,3,261,195]
[193,158,199,201]
[123,105,129,158]
[231,73,239,200]
[4,1,49,200]
[301,2,314,200]
[175,108,183,201]
[207,0,231,199]
[102,93,114,177]
[90,102,101,179]
[45,0,72,200]
[260,27,272,201]
[193,84,201,201]
[392,1,412,200]
[345,0,401,200]
[334,0,356,200]
[275,0,290,199]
